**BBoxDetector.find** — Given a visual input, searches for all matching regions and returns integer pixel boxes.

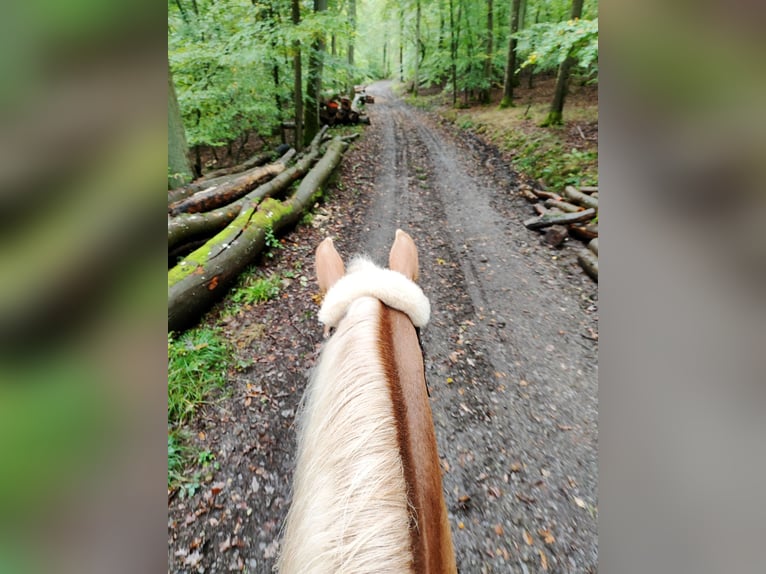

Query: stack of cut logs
[168,126,358,331]
[521,184,599,282]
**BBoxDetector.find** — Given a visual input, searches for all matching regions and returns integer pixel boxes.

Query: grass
[168,326,230,493]
[230,272,281,306]
[431,91,598,193]
[168,327,230,426]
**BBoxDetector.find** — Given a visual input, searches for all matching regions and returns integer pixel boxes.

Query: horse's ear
[316,237,345,294]
[388,229,419,282]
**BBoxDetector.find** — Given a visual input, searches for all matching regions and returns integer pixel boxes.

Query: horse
[277,229,457,573]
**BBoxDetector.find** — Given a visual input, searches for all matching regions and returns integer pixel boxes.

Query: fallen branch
[168,137,348,332]
[579,186,598,195]
[523,208,596,230]
[588,238,598,255]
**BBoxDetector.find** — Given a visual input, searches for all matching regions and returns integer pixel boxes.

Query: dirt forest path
[168,80,598,574]
[351,80,598,572]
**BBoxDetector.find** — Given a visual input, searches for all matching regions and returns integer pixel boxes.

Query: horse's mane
[277,257,431,573]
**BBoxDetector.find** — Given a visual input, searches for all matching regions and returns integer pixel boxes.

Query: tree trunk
[168,152,294,216]
[347,0,356,96]
[413,0,421,96]
[449,0,458,106]
[304,0,328,147]
[481,0,493,103]
[168,69,194,189]
[292,0,303,151]
[168,137,348,332]
[542,0,584,126]
[523,207,596,230]
[500,0,522,108]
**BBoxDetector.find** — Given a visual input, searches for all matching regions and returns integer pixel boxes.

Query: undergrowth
[167,326,230,493]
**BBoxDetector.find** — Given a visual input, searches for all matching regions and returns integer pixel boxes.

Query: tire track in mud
[363,81,598,573]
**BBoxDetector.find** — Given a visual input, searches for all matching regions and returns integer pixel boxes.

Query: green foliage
[515,18,599,80]
[167,327,230,427]
[230,273,281,306]
[504,130,598,191]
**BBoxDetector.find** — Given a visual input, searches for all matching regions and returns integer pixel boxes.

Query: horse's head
[314,229,430,330]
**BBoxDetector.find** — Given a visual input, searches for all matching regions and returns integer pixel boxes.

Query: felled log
[168,137,348,332]
[168,134,324,250]
[579,186,598,194]
[544,199,582,213]
[578,250,598,282]
[168,149,296,216]
[563,186,598,210]
[523,208,596,230]
[530,189,563,201]
[588,238,598,255]
[569,223,599,241]
[533,204,548,216]
[199,150,273,180]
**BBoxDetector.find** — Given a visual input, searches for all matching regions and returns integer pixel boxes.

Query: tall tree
[168,69,193,189]
[347,0,357,96]
[292,0,303,151]
[480,0,493,103]
[413,0,422,96]
[499,0,522,108]
[542,0,584,126]
[304,0,328,146]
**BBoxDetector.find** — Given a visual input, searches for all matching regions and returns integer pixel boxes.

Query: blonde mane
[277,296,414,573]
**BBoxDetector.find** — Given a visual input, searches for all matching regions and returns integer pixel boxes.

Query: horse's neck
[381,305,457,574]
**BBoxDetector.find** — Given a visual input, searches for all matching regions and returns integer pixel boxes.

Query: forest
[169,0,598,186]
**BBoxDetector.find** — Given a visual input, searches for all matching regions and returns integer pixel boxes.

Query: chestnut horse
[277,230,456,573]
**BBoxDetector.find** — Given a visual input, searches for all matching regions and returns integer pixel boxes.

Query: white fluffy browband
[318,258,431,328]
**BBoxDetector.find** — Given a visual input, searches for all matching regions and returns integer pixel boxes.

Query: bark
[577,249,598,282]
[563,185,598,210]
[500,0,522,108]
[523,207,596,230]
[168,137,347,332]
[168,150,295,216]
[169,131,326,249]
[544,199,581,213]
